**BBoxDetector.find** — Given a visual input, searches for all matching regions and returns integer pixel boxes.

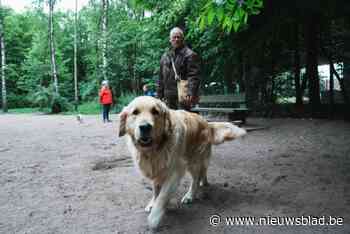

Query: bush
[51,93,73,113]
[27,86,72,113]
[80,81,98,102]
[115,92,138,113]
[6,94,31,108]
[77,99,101,114]
[27,86,52,110]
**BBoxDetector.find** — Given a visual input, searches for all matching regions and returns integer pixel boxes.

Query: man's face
[170,32,184,49]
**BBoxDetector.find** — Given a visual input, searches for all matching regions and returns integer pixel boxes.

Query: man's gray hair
[170,27,184,38]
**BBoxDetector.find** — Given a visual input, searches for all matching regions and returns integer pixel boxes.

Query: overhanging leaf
[207,8,215,25]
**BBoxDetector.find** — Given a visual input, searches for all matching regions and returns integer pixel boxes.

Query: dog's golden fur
[118,96,246,228]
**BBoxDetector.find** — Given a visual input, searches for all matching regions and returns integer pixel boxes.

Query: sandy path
[0,114,349,233]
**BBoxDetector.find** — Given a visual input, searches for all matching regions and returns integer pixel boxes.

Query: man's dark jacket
[158,45,201,99]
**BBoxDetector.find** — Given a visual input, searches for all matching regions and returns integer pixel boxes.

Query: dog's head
[118,96,172,150]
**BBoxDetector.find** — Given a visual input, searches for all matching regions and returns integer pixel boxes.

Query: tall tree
[101,0,108,81]
[293,21,302,106]
[0,0,7,112]
[49,0,59,95]
[328,62,334,118]
[305,14,321,115]
[74,0,78,110]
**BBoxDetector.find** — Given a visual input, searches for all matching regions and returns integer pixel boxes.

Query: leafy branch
[199,0,263,32]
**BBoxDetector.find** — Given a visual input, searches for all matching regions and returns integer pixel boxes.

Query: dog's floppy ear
[118,108,128,137]
[157,100,172,134]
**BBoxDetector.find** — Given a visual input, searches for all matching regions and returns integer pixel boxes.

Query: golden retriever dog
[118,96,246,229]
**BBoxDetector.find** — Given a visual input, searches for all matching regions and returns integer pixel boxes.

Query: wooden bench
[191,93,249,123]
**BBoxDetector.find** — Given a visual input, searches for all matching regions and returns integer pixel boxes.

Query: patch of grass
[9,102,102,115]
[8,92,139,115]
[65,101,101,115]
[7,107,50,114]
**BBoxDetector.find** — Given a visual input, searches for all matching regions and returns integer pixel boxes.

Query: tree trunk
[331,63,350,120]
[134,42,137,91]
[49,0,59,95]
[343,62,350,120]
[239,54,246,92]
[101,0,108,81]
[0,0,7,112]
[329,63,334,118]
[330,63,350,105]
[301,73,307,94]
[343,62,350,99]
[293,21,302,106]
[245,65,260,109]
[74,0,78,111]
[321,46,350,109]
[305,15,321,115]
[223,55,235,94]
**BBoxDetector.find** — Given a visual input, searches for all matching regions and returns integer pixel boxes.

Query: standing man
[158,27,201,110]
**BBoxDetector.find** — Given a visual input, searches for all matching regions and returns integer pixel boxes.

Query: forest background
[0,0,349,119]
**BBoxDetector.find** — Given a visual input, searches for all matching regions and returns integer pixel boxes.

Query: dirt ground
[0,113,350,234]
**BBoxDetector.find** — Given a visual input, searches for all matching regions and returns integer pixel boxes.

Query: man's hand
[184,95,199,107]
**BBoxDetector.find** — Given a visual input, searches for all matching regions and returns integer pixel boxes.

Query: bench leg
[228,113,247,125]
[228,113,235,121]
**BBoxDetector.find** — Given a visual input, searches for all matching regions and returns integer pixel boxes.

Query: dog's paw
[199,180,209,187]
[148,207,164,229]
[181,192,194,204]
[145,200,153,213]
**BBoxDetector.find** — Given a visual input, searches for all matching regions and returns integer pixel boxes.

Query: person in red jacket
[99,80,113,123]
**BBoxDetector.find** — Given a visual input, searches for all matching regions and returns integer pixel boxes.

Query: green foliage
[28,86,52,110]
[8,107,48,114]
[76,100,101,114]
[6,93,31,108]
[199,0,263,32]
[143,77,157,91]
[79,81,98,102]
[27,85,72,112]
[115,92,138,113]
[51,92,73,113]
[274,72,295,102]
[4,0,262,111]
[7,0,342,114]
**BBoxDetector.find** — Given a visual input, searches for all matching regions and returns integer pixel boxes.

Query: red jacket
[99,87,113,105]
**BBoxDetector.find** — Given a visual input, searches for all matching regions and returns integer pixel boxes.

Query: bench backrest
[197,93,246,108]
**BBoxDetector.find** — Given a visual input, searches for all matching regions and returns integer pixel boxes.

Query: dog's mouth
[137,137,153,147]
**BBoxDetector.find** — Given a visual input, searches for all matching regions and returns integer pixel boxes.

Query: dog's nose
[139,123,152,135]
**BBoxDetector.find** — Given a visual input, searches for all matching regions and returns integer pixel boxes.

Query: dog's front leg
[145,183,161,213]
[147,172,182,229]
[181,167,200,204]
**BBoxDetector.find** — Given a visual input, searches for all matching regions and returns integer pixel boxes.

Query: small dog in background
[76,114,83,124]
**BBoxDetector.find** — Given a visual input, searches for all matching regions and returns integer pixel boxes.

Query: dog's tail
[208,122,246,145]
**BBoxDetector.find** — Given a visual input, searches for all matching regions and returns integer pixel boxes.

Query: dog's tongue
[139,138,152,147]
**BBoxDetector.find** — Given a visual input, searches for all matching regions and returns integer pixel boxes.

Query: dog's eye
[132,109,140,115]
[151,108,160,116]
